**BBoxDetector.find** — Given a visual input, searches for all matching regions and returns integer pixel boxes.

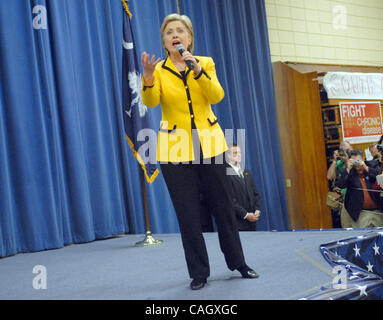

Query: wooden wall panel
[272,62,299,228]
[306,72,332,229]
[272,62,332,230]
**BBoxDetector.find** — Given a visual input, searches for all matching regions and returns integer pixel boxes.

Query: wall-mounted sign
[323,72,383,100]
[339,101,382,144]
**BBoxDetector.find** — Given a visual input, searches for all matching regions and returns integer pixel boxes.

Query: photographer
[327,141,352,181]
[368,143,383,166]
[335,149,383,228]
[326,142,352,228]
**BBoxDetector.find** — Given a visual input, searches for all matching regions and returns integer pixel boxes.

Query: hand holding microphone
[176,44,201,73]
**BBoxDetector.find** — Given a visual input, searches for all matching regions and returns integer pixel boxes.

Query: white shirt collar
[228,163,243,177]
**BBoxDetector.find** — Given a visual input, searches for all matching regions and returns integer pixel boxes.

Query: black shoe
[237,265,259,279]
[190,278,207,290]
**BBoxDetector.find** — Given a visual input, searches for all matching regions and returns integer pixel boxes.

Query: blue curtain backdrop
[179,0,289,231]
[0,0,288,258]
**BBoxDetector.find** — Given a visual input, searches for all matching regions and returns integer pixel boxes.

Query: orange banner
[340,101,382,144]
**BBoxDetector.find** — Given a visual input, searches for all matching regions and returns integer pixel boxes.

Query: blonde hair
[160,13,194,57]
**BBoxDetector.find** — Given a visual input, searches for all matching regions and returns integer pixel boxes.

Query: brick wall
[266,0,383,66]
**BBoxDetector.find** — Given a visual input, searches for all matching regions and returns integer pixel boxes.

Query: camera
[336,149,347,160]
[377,144,383,153]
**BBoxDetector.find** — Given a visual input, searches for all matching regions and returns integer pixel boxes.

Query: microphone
[176,44,194,70]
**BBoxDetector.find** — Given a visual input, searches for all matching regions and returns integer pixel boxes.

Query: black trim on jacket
[159,123,177,133]
[208,117,218,126]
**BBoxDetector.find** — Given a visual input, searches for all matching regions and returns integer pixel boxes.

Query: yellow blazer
[141,56,227,163]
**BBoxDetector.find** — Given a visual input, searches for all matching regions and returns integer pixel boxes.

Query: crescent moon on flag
[123,39,133,50]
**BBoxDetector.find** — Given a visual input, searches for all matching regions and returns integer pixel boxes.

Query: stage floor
[0,229,372,300]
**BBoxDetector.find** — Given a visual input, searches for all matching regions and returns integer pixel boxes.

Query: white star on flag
[372,242,380,255]
[353,244,361,257]
[356,285,368,297]
[366,261,373,272]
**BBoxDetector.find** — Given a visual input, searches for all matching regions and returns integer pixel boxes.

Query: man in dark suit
[335,149,383,228]
[227,144,262,231]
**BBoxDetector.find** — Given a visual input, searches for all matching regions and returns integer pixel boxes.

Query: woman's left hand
[180,50,201,74]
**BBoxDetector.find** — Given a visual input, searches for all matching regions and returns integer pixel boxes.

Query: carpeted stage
[0,229,382,300]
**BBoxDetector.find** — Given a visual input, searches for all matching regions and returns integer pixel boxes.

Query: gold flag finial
[121,0,132,19]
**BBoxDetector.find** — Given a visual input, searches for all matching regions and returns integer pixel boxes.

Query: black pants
[160,156,246,279]
[331,209,341,228]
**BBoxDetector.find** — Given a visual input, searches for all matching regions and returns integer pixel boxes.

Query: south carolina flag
[122,0,159,183]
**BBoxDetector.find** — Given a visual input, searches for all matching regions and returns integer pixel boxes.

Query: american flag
[302,229,383,300]
[122,0,158,183]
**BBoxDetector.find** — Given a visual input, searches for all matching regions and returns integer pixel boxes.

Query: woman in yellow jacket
[141,13,258,290]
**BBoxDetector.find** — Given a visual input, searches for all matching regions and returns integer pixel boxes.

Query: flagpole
[121,0,162,246]
[135,169,163,246]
